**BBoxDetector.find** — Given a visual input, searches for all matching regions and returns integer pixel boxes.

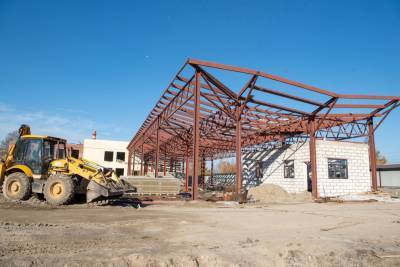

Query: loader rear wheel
[44,175,75,205]
[3,172,31,201]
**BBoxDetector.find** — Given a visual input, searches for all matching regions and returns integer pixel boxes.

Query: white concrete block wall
[243,142,309,192]
[243,140,371,197]
[316,140,371,197]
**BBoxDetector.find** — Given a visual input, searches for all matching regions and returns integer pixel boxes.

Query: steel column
[126,59,399,202]
[368,118,378,191]
[210,157,214,187]
[236,110,242,193]
[163,149,167,176]
[155,120,160,178]
[192,70,201,200]
[140,143,144,175]
[185,151,189,192]
[309,119,318,199]
[201,156,206,190]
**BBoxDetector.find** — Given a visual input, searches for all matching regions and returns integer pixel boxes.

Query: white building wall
[243,140,371,197]
[316,140,371,197]
[83,139,140,176]
[378,169,400,187]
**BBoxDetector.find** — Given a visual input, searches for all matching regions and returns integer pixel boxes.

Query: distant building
[66,143,83,159]
[377,164,400,188]
[66,131,140,176]
[83,138,140,177]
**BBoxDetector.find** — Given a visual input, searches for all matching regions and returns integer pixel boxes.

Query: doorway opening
[305,162,312,192]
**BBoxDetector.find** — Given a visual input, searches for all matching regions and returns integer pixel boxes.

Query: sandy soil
[247,184,312,203]
[0,196,400,267]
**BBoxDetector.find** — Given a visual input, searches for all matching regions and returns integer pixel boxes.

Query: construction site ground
[1,195,400,267]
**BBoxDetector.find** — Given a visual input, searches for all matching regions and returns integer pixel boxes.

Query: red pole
[134,150,136,175]
[140,142,144,175]
[309,119,318,199]
[155,120,160,178]
[201,156,206,190]
[236,109,242,193]
[211,157,214,187]
[185,146,189,192]
[368,119,378,191]
[163,149,167,176]
[192,71,201,200]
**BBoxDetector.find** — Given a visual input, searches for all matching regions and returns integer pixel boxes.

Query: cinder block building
[243,140,370,197]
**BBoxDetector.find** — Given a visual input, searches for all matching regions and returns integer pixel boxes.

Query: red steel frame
[127,59,400,200]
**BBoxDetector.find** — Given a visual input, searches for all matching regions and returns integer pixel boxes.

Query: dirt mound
[247,183,311,203]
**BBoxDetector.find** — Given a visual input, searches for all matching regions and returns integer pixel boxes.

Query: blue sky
[0,0,399,162]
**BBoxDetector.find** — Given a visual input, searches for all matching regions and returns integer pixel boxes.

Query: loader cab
[13,136,67,175]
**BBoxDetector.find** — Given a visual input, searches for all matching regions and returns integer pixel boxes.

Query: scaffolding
[127,59,400,199]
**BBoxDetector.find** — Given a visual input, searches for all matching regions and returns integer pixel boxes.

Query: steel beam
[140,142,144,175]
[185,149,189,192]
[163,148,167,176]
[368,119,378,191]
[210,157,214,187]
[309,119,318,199]
[192,71,201,200]
[126,59,399,200]
[236,109,242,193]
[163,159,167,176]
[201,156,206,190]
[188,58,338,97]
[155,119,160,178]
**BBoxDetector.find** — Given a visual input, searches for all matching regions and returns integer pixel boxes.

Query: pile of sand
[247,183,311,203]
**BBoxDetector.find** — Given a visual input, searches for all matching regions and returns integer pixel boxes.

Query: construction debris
[123,176,180,195]
[333,192,400,203]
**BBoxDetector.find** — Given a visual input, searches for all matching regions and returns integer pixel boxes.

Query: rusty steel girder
[127,59,400,199]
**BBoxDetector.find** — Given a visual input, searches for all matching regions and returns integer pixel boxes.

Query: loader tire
[3,172,32,201]
[44,175,75,205]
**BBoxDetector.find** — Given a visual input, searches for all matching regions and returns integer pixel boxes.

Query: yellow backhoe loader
[0,125,133,205]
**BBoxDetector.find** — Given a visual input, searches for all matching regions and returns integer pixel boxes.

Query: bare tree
[217,160,236,174]
[0,130,19,160]
[376,150,388,165]
[188,162,210,175]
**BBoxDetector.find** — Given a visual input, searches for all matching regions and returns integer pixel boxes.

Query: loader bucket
[86,180,125,203]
